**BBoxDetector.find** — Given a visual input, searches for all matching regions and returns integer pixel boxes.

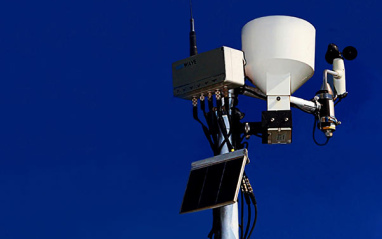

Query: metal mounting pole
[214,89,239,239]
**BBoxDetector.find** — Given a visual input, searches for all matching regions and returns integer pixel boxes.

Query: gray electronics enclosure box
[172,46,245,100]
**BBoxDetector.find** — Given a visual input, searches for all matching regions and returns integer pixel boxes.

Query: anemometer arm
[239,43,357,143]
[314,44,358,139]
[239,85,320,114]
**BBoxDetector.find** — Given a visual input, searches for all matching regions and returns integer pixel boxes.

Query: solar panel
[180,149,249,214]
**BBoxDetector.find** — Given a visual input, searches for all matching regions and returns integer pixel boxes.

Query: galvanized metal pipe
[215,89,239,239]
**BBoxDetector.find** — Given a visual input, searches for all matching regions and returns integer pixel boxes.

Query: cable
[224,94,230,115]
[334,92,348,106]
[208,97,214,111]
[208,229,213,239]
[215,98,234,152]
[312,115,330,146]
[193,106,217,153]
[204,95,235,238]
[240,191,244,239]
[240,174,252,239]
[208,98,221,154]
[203,93,238,238]
[216,106,234,152]
[243,193,251,239]
[201,100,219,154]
[217,131,233,153]
[291,102,317,114]
[208,209,220,239]
[216,98,233,151]
[334,97,343,106]
[242,173,258,239]
[201,98,207,117]
[241,85,266,100]
[247,193,258,239]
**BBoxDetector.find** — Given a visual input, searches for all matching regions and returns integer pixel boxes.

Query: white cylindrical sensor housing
[333,58,346,96]
[242,16,316,94]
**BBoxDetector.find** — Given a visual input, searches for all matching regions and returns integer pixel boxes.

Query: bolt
[270,118,275,122]
[285,117,289,121]
[276,96,281,101]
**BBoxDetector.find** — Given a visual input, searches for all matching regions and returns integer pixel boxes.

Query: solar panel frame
[180,149,249,214]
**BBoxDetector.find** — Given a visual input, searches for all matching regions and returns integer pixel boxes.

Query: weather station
[172,2,357,239]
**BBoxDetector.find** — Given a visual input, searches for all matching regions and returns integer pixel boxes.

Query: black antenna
[189,0,198,56]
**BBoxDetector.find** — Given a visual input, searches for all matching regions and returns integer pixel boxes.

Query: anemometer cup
[325,44,358,64]
[342,46,358,61]
[325,43,341,64]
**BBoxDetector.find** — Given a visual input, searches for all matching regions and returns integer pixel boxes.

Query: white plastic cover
[242,16,316,94]
[333,58,346,96]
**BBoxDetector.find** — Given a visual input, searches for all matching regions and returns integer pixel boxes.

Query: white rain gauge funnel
[242,16,316,102]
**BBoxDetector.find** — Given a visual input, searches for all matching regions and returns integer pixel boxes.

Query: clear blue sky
[0,0,381,238]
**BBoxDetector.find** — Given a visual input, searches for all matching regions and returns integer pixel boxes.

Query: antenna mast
[189,0,198,56]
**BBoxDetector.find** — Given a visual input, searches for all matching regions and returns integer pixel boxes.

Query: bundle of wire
[192,92,245,156]
[207,172,258,239]
[192,92,256,239]
[239,173,258,239]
